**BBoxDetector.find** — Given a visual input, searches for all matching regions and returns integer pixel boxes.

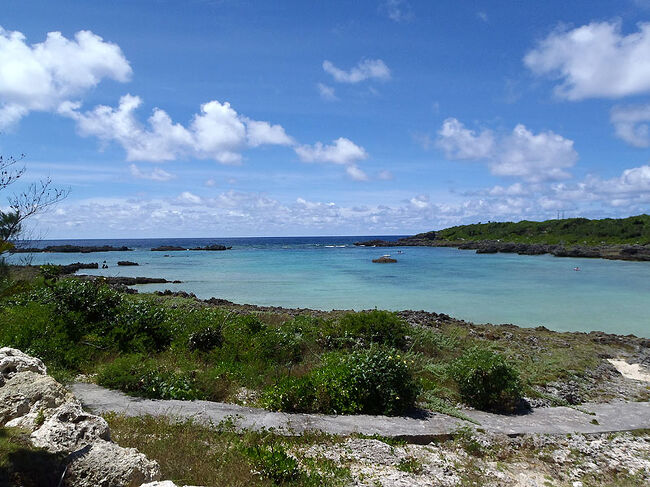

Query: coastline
[355,234,650,261]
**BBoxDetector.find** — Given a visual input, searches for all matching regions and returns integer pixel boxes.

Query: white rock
[0,371,74,426]
[64,439,161,487]
[140,482,203,487]
[31,402,111,452]
[0,347,47,383]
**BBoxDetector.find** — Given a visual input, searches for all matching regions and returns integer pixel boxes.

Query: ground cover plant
[0,270,641,416]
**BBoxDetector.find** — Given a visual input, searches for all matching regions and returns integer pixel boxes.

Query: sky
[2,0,650,238]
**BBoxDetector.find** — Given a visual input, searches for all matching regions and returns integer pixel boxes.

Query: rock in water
[117,261,139,266]
[372,256,397,263]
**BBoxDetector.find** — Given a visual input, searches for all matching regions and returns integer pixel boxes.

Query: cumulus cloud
[0,26,131,126]
[129,164,175,182]
[295,137,368,165]
[379,0,414,23]
[436,118,578,183]
[322,59,390,83]
[524,21,650,100]
[178,191,202,205]
[610,103,650,147]
[60,95,292,164]
[345,165,368,181]
[317,82,337,101]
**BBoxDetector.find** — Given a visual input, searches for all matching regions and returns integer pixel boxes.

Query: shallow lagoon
[10,236,650,337]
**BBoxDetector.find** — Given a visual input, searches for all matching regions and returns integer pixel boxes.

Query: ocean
[7,236,650,337]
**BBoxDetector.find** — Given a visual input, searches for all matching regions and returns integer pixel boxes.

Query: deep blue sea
[8,236,650,337]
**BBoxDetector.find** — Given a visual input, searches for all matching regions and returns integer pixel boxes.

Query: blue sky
[2,0,650,238]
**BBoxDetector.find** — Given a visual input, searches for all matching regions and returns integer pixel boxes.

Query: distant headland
[355,214,650,261]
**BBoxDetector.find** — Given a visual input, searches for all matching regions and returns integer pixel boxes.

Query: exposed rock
[189,244,231,251]
[140,482,202,487]
[0,347,47,383]
[373,256,397,263]
[76,275,182,285]
[151,246,187,251]
[118,261,139,266]
[60,262,100,274]
[31,402,111,452]
[64,439,161,487]
[11,245,132,253]
[0,371,73,427]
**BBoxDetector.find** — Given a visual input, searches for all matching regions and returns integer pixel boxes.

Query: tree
[0,153,68,271]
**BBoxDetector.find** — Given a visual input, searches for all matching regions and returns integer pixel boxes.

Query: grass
[104,413,351,487]
[0,427,66,487]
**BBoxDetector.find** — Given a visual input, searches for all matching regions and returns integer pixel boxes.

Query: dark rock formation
[150,246,187,251]
[356,233,650,262]
[117,261,139,266]
[189,244,232,251]
[372,256,397,263]
[76,275,182,285]
[59,262,99,274]
[11,245,131,253]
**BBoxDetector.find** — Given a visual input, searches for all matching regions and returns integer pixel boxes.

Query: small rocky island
[117,261,139,266]
[151,244,231,251]
[372,255,397,263]
[10,245,132,253]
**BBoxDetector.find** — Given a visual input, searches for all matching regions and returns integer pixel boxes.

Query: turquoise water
[9,237,650,337]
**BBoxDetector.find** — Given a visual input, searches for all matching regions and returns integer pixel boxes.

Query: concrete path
[72,383,650,443]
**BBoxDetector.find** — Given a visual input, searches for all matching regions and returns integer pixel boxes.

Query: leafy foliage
[450,347,523,412]
[437,214,650,245]
[263,347,420,415]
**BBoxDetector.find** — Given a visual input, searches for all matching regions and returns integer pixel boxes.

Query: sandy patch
[608,359,650,382]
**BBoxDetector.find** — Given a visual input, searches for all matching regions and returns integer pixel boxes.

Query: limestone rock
[0,371,73,427]
[140,482,203,487]
[0,347,47,383]
[31,402,111,452]
[64,439,161,487]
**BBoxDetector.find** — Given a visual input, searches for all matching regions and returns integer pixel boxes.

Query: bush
[244,444,301,484]
[450,347,522,412]
[187,326,223,352]
[331,310,408,349]
[97,354,199,400]
[263,347,420,416]
[108,300,171,352]
[45,278,122,325]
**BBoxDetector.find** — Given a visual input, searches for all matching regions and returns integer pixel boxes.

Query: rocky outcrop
[150,246,186,251]
[189,244,231,251]
[76,275,182,285]
[355,234,650,262]
[0,347,163,487]
[60,262,100,274]
[373,256,397,263]
[118,261,139,266]
[11,245,132,253]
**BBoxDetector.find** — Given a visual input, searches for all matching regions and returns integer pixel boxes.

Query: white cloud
[60,95,292,164]
[346,165,368,181]
[178,191,202,205]
[317,82,337,101]
[0,27,131,126]
[129,164,175,182]
[610,103,650,147]
[436,118,495,160]
[245,119,294,147]
[436,118,577,183]
[322,59,390,83]
[379,0,414,23]
[295,137,368,165]
[378,170,394,180]
[524,21,650,100]
[477,12,488,23]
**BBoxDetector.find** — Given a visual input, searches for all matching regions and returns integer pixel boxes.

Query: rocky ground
[298,431,650,486]
[2,347,649,486]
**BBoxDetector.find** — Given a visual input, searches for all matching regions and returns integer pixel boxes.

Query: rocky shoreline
[10,245,132,253]
[355,232,650,261]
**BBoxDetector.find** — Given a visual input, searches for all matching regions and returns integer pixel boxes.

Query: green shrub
[244,444,301,483]
[108,300,171,352]
[45,279,122,324]
[97,354,199,400]
[450,347,522,412]
[264,347,420,416]
[187,326,223,352]
[331,310,408,349]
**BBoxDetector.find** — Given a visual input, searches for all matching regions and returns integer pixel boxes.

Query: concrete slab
[72,383,650,443]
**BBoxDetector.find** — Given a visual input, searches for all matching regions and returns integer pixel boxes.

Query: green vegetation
[0,270,636,416]
[436,214,650,245]
[105,414,350,487]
